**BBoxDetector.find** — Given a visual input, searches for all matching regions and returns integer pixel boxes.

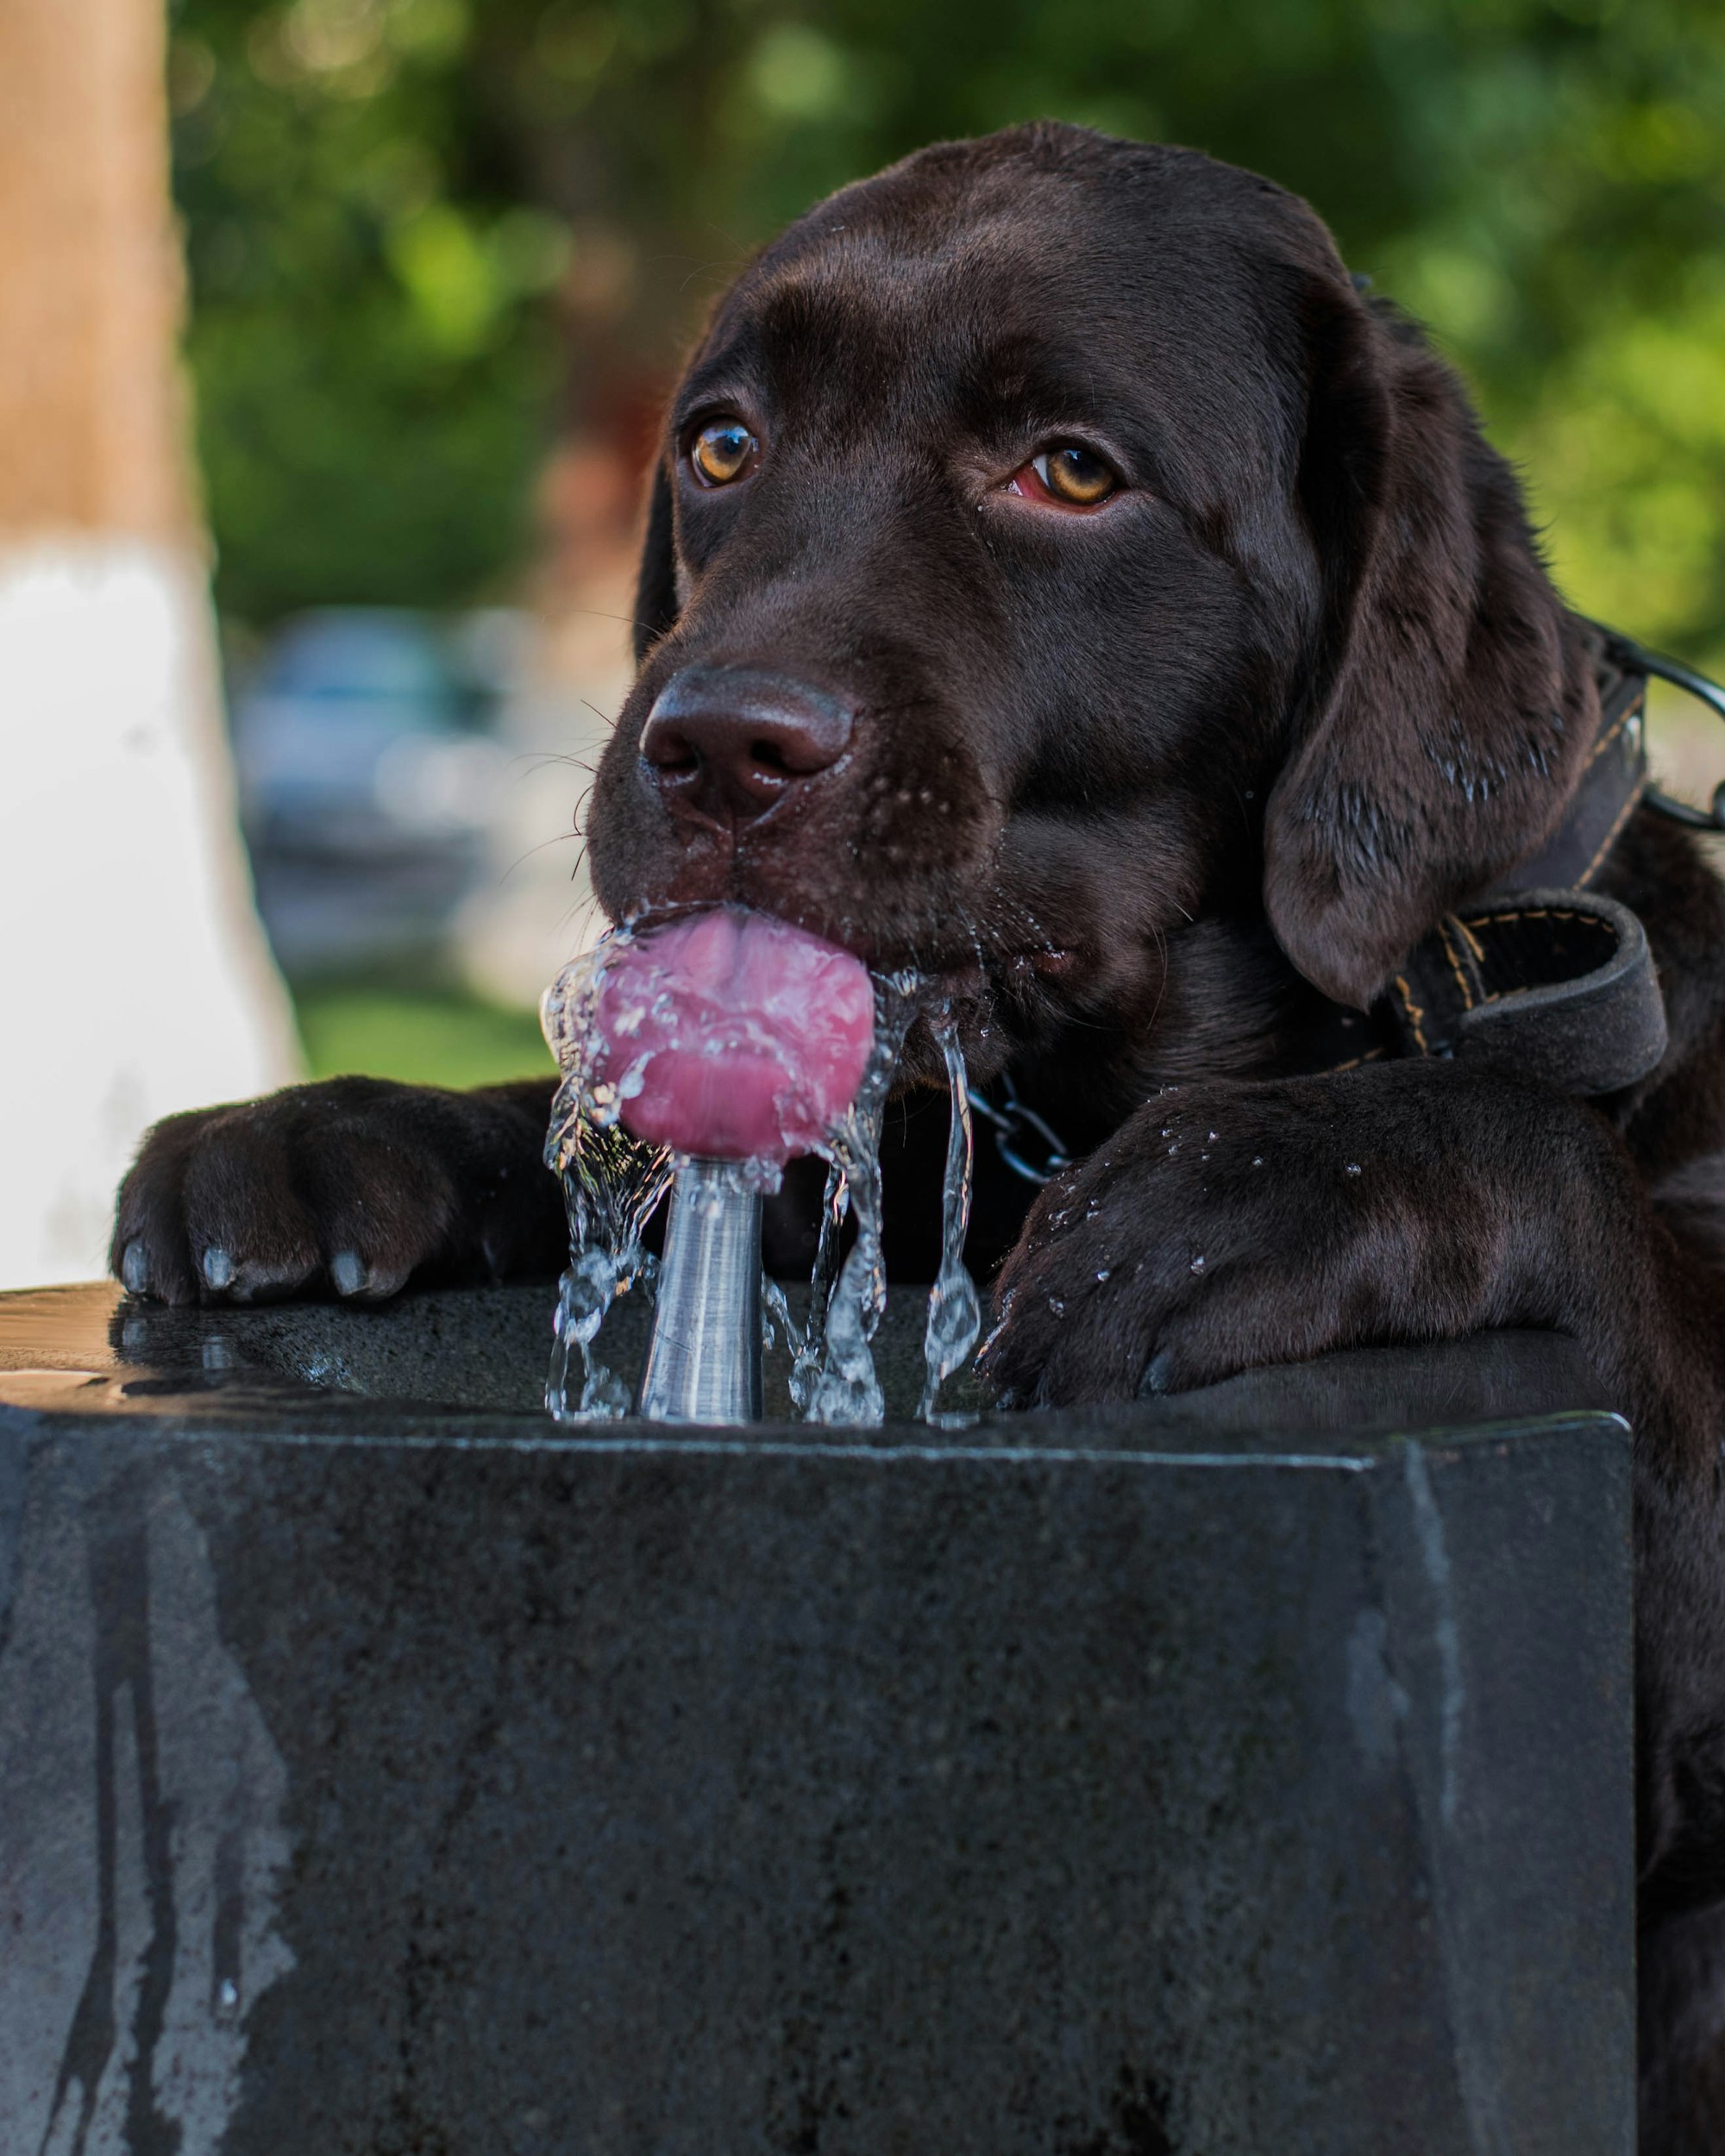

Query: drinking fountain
[0,894,1639,2147]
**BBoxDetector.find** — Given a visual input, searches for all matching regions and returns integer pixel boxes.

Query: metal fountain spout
[636,1161,763,1424]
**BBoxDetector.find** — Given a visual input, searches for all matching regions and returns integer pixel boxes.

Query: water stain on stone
[1060,2066,1175,2156]
[1,1464,294,2154]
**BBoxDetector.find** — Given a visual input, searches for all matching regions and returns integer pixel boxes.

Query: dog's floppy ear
[1262,286,1595,1010]
[631,454,679,667]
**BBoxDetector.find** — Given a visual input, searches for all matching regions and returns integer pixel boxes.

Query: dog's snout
[641,667,855,823]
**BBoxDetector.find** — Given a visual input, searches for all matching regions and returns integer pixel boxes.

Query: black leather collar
[1379,884,1665,1097]
[1297,617,1673,1099]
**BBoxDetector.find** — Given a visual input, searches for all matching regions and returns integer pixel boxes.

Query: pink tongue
[593,909,875,1163]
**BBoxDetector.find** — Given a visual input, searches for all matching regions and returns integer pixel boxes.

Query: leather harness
[974,619,1725,1186]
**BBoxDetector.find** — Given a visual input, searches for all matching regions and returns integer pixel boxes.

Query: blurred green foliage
[172,0,1725,658]
[294,983,552,1086]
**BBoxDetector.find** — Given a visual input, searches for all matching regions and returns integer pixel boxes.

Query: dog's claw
[330,1250,367,1297]
[202,1246,235,1292]
[122,1239,150,1295]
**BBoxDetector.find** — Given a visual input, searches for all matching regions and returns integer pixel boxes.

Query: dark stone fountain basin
[0,1282,1633,2154]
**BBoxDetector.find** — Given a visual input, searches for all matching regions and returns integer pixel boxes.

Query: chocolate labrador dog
[113,123,1725,2143]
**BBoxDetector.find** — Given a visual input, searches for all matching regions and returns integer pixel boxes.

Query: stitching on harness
[1323,1046,1388,1076]
[1584,688,1643,769]
[1392,975,1429,1053]
[1436,919,1476,1010]
[1455,915,1487,964]
[1454,904,1616,1008]
[1580,780,1646,887]
[1460,906,1599,931]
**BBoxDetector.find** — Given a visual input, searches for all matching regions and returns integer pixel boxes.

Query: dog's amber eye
[1035,445,1115,506]
[690,418,759,486]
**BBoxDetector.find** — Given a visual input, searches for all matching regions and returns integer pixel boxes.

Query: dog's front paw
[977,1069,1503,1408]
[111,1076,561,1307]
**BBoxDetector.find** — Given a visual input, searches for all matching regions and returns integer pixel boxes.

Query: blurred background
[3,0,1723,1284]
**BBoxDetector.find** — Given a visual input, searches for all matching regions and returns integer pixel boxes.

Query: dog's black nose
[640,667,855,823]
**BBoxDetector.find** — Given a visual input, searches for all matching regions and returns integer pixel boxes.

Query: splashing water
[787,1161,847,1416]
[541,934,673,1420]
[803,970,921,1426]
[917,1000,982,1426]
[762,1275,794,1360]
[540,919,986,1426]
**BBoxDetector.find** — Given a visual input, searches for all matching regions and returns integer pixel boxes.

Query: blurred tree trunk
[0,0,299,1288]
[0,0,192,539]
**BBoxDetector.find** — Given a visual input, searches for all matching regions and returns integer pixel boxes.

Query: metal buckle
[1618,636,1725,833]
[966,1074,1074,1187]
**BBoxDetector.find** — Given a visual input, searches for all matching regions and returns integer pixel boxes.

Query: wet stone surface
[0,1282,1634,2154]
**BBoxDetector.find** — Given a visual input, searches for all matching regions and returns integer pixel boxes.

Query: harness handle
[1618,636,1725,833]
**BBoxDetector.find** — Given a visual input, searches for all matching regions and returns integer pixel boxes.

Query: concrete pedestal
[0,1284,1634,2154]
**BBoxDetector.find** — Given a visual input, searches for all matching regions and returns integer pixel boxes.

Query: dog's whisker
[499,831,584,884]
[556,606,662,634]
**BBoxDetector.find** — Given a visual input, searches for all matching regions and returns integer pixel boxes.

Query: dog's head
[586,123,1595,1099]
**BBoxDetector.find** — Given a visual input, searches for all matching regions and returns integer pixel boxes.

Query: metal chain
[966,1072,1074,1187]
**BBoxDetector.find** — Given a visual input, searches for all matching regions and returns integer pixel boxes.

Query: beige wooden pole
[0,0,300,1288]
[0,0,193,539]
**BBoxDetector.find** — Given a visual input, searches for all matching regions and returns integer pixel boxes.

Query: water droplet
[1048,1296,1066,1317]
[1346,1163,1362,1175]
[762,1275,792,1357]
[215,1977,241,2019]
[1095,1269,1111,1283]
[1251,1156,1263,1168]
[1167,1142,1179,1156]
[1208,1131,1218,1141]
[1190,1256,1206,1275]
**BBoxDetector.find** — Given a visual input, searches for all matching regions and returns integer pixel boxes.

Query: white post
[0,0,299,1288]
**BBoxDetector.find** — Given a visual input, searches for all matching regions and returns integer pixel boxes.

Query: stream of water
[917,1000,982,1426]
[540,936,982,1427]
[541,934,673,1420]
